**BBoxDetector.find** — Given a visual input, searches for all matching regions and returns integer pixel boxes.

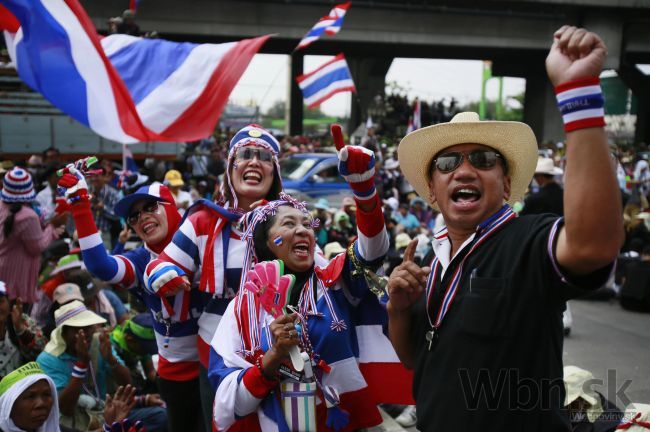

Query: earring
[273,236,283,246]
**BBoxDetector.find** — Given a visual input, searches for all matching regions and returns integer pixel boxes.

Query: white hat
[398,112,538,210]
[44,300,106,357]
[564,365,599,407]
[395,233,412,250]
[619,403,650,431]
[383,197,399,212]
[52,283,84,305]
[535,157,563,176]
[323,242,346,259]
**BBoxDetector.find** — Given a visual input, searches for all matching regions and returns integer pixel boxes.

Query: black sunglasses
[236,147,273,163]
[127,200,164,226]
[431,149,507,174]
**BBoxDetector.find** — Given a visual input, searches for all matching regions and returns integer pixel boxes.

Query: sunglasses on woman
[431,149,507,174]
[236,147,274,163]
[127,200,164,226]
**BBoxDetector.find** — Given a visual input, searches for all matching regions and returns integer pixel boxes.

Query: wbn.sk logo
[458,369,633,411]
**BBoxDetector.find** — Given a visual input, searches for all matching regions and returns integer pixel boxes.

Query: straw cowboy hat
[397,112,538,209]
[535,157,564,176]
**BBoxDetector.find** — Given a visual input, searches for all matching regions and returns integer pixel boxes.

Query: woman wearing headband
[207,189,412,431]
[144,125,285,429]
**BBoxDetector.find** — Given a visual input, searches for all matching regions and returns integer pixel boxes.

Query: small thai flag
[295,2,351,51]
[296,53,356,109]
[274,236,283,246]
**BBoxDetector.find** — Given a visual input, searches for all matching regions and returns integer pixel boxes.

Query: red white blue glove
[331,124,376,201]
[144,260,189,297]
[57,165,90,204]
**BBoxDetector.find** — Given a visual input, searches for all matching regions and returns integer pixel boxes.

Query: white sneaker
[395,405,417,428]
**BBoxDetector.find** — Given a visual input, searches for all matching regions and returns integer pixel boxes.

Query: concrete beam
[581,12,624,69]
[346,56,394,132]
[618,62,650,145]
[289,54,304,136]
[523,71,564,145]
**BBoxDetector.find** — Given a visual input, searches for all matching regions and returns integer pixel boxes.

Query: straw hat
[44,300,106,356]
[397,112,538,209]
[395,233,412,250]
[535,157,564,176]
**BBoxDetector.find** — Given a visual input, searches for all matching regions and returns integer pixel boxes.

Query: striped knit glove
[144,260,189,297]
[57,165,90,204]
[331,124,376,201]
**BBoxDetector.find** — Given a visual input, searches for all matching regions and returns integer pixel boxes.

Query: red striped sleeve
[354,194,385,238]
[241,366,277,399]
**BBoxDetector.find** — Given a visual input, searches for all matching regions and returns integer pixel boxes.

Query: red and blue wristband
[555,77,605,133]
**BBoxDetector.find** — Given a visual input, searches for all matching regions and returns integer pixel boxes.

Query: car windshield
[280,157,318,180]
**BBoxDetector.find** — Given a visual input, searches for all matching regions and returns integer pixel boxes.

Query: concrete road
[393,298,650,431]
[563,299,650,405]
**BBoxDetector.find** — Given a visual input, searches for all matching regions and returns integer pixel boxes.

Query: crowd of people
[0,24,648,432]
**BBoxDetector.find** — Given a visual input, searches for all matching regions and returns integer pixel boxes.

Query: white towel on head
[0,373,60,432]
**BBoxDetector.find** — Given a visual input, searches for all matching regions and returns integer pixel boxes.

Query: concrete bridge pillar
[346,56,394,133]
[523,70,564,145]
[618,62,650,146]
[289,53,304,136]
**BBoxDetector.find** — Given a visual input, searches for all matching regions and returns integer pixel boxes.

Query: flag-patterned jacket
[70,199,203,381]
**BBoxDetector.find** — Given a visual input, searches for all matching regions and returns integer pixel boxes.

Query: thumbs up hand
[331,124,377,202]
[387,239,431,312]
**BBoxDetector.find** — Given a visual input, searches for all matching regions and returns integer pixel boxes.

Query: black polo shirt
[410,214,611,432]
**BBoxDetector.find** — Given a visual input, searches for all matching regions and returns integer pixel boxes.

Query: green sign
[601,76,638,115]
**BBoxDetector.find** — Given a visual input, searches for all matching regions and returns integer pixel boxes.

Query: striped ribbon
[425,205,517,330]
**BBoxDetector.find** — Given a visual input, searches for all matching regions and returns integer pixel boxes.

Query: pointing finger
[331,124,345,151]
[402,238,419,263]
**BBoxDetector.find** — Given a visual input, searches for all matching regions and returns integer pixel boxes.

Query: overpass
[84,0,650,144]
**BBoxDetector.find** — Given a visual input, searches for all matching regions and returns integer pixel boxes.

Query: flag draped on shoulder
[296,53,356,109]
[0,0,269,144]
[295,1,350,51]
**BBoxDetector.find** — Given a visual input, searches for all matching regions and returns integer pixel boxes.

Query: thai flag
[296,53,356,109]
[128,0,140,12]
[0,0,268,144]
[406,98,421,133]
[295,1,351,51]
[115,144,148,190]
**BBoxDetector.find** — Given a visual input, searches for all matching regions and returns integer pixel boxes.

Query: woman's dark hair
[252,213,278,263]
[3,202,23,238]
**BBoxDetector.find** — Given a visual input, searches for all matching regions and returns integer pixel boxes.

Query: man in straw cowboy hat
[387,26,623,431]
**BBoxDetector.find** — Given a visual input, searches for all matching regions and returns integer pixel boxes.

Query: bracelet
[72,362,87,379]
[555,77,605,133]
[255,353,278,381]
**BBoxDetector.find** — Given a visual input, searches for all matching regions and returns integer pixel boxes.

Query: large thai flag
[0,0,268,144]
[295,1,351,51]
[296,53,356,109]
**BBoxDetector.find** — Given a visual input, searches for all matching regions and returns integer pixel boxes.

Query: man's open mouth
[452,187,481,203]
